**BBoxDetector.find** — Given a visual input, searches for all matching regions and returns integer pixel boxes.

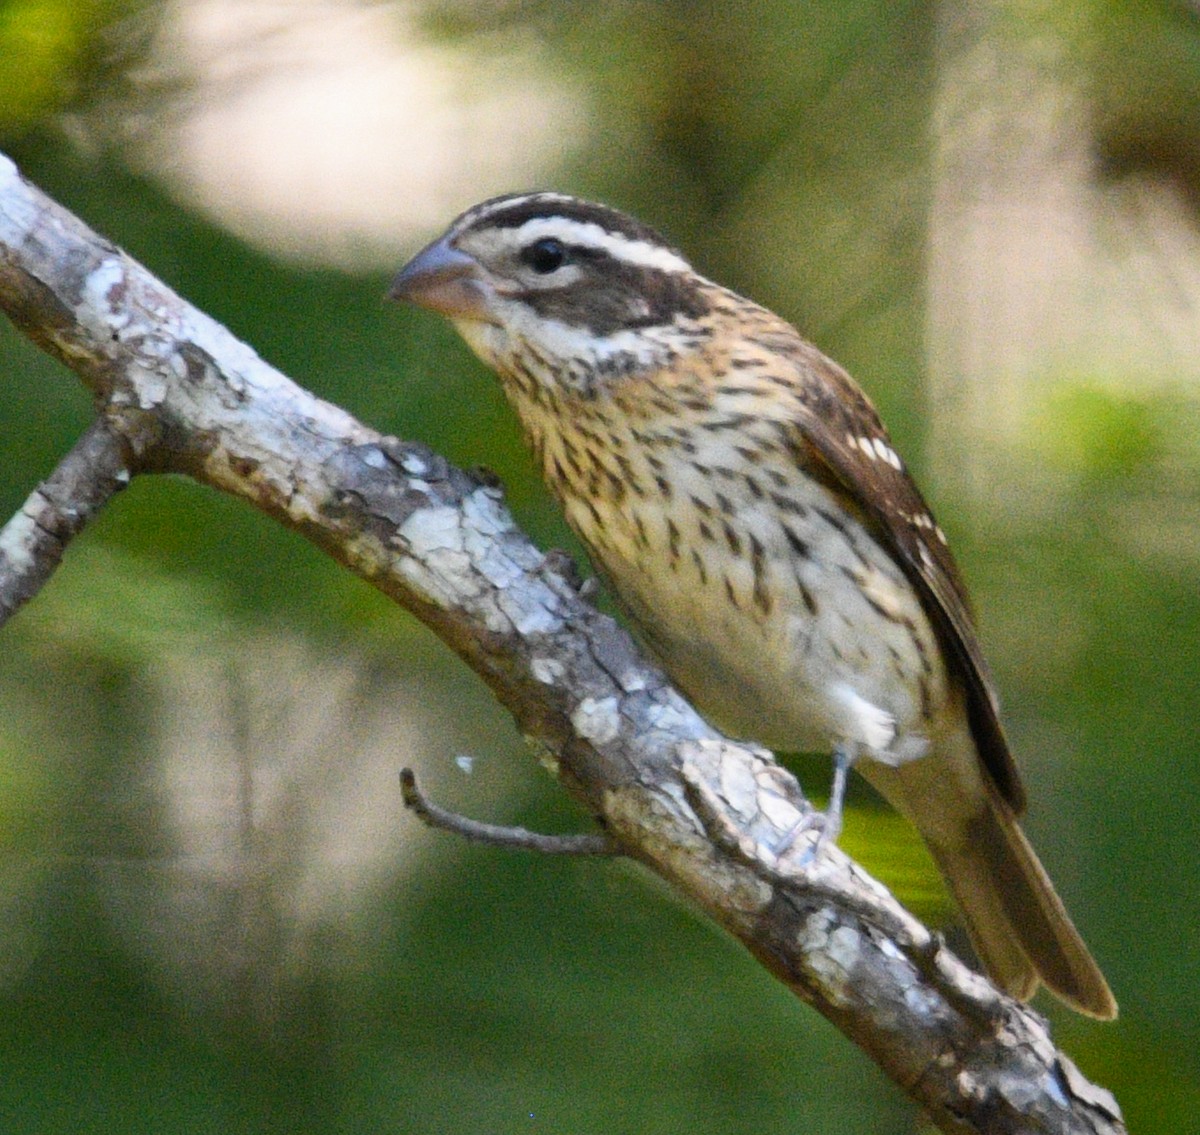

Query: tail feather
[929,804,1117,1018]
[862,732,1117,1020]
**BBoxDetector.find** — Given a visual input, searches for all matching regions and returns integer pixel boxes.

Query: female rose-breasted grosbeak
[389,192,1116,1019]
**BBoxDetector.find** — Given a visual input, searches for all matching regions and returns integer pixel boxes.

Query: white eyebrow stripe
[505,217,692,274]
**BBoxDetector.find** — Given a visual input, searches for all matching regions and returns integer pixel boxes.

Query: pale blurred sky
[130,0,589,267]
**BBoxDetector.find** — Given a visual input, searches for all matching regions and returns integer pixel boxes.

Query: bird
[388,191,1117,1019]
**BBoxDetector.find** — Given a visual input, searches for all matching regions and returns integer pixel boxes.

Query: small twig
[0,417,131,628]
[399,768,622,856]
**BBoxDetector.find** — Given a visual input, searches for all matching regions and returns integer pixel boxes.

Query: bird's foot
[771,742,855,867]
[772,809,842,868]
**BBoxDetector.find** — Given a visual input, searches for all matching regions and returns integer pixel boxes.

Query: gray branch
[0,416,131,625]
[0,150,1124,1135]
[400,767,619,855]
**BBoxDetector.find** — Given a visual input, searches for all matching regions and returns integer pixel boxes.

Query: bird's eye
[521,238,568,274]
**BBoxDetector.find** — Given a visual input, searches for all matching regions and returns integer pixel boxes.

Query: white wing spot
[901,511,946,544]
[871,437,902,469]
[851,434,902,470]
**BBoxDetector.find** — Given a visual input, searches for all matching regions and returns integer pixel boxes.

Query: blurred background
[1,1,1198,1131]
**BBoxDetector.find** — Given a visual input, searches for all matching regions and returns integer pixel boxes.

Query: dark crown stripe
[458,192,677,252]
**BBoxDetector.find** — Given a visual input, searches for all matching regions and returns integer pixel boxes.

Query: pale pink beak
[389,237,494,321]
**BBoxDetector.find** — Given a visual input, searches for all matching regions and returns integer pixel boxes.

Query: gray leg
[773,741,857,861]
[816,740,854,850]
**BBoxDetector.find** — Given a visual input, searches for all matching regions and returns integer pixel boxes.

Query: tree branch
[400,767,619,854]
[0,416,131,626]
[0,150,1124,1134]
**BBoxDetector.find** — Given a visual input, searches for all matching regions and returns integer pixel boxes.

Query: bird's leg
[772,741,857,863]
[821,740,854,847]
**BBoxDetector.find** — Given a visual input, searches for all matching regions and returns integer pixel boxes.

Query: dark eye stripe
[567,243,605,258]
[519,241,611,274]
[515,267,710,334]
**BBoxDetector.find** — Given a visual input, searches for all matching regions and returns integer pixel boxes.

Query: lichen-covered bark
[0,151,1124,1135]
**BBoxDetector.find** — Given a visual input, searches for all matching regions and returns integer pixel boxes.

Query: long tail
[926,800,1117,1018]
[863,738,1117,1019]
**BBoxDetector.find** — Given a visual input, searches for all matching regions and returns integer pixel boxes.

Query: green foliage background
[2,1,1199,1131]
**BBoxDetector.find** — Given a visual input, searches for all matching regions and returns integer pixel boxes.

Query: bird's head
[389,192,713,396]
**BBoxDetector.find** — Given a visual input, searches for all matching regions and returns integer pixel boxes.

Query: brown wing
[781,337,1026,813]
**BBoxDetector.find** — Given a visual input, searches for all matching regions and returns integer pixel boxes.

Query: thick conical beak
[388,237,493,321]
